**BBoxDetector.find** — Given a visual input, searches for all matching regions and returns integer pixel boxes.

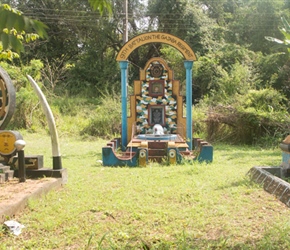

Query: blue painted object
[197,145,214,163]
[281,150,290,168]
[120,61,129,150]
[137,134,177,141]
[184,60,194,150]
[102,147,138,166]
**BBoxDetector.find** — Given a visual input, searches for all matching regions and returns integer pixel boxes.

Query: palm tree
[265,17,290,53]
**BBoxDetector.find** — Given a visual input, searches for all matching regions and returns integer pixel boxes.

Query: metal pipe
[18,149,26,182]
[15,139,26,182]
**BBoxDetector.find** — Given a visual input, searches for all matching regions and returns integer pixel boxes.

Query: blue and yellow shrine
[102,32,213,166]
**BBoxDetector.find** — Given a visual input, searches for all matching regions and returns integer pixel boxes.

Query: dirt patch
[0,177,62,223]
[0,178,54,200]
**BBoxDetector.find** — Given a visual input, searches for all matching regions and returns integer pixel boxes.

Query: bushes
[0,56,289,147]
[80,94,121,138]
[199,88,290,146]
[191,44,290,146]
[0,60,46,131]
[205,105,290,145]
[9,86,45,130]
[0,60,121,137]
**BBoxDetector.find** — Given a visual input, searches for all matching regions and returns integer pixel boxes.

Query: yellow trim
[127,142,141,147]
[175,143,189,148]
[168,149,177,164]
[0,131,16,155]
[117,32,196,61]
[140,141,148,148]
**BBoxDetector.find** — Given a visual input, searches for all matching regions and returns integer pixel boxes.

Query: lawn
[1,131,290,249]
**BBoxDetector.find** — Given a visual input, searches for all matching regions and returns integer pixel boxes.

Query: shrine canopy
[116,32,196,61]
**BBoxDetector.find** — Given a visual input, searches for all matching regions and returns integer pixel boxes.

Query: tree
[197,0,237,26]
[88,0,112,15]
[6,0,116,94]
[226,0,284,53]
[0,3,47,60]
[265,17,290,53]
[264,17,290,98]
[0,0,111,60]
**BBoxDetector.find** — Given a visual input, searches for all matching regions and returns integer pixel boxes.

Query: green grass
[1,131,290,249]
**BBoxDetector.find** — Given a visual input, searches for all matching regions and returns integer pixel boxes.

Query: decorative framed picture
[149,105,165,126]
[149,80,165,97]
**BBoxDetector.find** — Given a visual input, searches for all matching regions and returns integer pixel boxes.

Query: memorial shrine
[102,32,213,166]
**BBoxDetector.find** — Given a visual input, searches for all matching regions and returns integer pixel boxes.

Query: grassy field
[1,131,290,249]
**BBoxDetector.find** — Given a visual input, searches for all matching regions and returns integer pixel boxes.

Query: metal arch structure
[116,32,196,150]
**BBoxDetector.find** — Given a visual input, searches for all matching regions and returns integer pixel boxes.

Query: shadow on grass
[90,234,290,250]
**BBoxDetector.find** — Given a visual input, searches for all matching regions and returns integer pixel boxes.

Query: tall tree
[1,0,111,61]
[264,17,290,98]
[226,0,284,53]
[1,0,117,98]
[197,0,237,26]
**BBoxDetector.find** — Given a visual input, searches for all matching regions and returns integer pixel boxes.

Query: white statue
[153,124,164,135]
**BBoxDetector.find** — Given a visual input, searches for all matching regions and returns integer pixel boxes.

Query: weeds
[1,133,289,249]
[80,95,122,138]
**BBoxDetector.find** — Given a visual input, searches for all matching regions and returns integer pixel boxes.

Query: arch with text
[116,32,197,61]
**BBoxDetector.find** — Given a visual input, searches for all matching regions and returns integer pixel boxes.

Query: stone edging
[249,166,290,207]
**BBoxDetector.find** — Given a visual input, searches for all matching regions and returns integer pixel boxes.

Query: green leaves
[265,17,290,53]
[29,20,48,39]
[0,4,48,57]
[0,5,48,37]
[88,0,112,15]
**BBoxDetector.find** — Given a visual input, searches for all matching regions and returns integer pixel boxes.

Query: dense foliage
[0,3,47,60]
[1,0,290,145]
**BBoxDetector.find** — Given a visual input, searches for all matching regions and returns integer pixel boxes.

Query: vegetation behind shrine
[1,0,290,146]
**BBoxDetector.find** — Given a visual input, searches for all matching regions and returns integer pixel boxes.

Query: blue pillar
[184,60,194,150]
[120,61,129,150]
